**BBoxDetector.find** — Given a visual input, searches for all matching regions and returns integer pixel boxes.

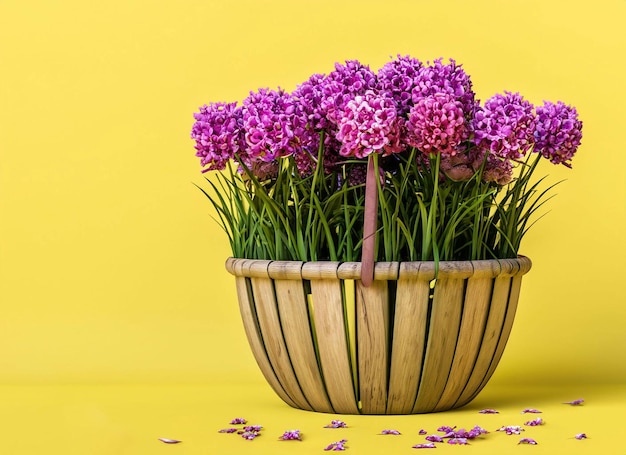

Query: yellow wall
[1,0,624,386]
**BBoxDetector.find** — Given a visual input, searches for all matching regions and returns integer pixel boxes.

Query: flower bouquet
[190,56,582,414]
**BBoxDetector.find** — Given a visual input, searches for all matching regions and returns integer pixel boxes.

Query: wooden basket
[225,256,532,414]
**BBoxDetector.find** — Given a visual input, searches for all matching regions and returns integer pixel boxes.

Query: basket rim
[225,256,532,281]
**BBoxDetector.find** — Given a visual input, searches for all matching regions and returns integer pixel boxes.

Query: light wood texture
[274,279,334,413]
[250,276,312,410]
[309,277,359,414]
[233,276,298,408]
[386,268,430,414]
[413,277,466,413]
[356,280,389,414]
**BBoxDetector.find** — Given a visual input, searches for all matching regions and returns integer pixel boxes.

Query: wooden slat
[454,275,511,407]
[250,276,312,410]
[433,275,493,411]
[356,280,389,414]
[234,277,298,408]
[274,279,334,413]
[310,278,359,414]
[413,278,465,413]
[386,277,430,414]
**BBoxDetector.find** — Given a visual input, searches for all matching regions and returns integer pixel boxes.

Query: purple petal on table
[518,438,538,445]
[381,429,401,435]
[524,418,544,426]
[158,438,181,444]
[497,425,524,435]
[419,429,428,435]
[279,430,302,441]
[478,409,499,414]
[242,425,263,432]
[325,420,348,428]
[229,417,247,424]
[575,433,588,440]
[447,437,469,445]
[425,435,444,443]
[218,428,238,433]
[521,408,542,414]
[412,443,437,449]
[241,431,261,440]
[436,425,456,433]
[564,399,584,406]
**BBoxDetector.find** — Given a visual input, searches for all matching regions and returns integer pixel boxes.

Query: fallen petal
[325,420,348,429]
[447,438,469,445]
[381,429,401,435]
[158,438,181,444]
[241,431,261,441]
[218,428,238,433]
[418,429,428,435]
[279,430,302,441]
[497,425,524,435]
[425,435,444,442]
[243,425,263,432]
[230,417,247,424]
[478,409,499,414]
[524,418,544,427]
[575,433,588,440]
[412,443,437,449]
[521,408,542,414]
[436,425,456,433]
[564,399,584,406]
[519,438,538,445]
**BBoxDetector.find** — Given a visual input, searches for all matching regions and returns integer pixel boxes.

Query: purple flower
[564,399,584,406]
[279,430,302,441]
[497,425,524,435]
[418,429,428,435]
[406,93,470,156]
[472,91,536,160]
[411,58,476,118]
[575,433,588,440]
[229,417,247,425]
[377,54,424,115]
[320,60,378,128]
[447,438,469,445]
[478,409,499,414]
[324,420,348,429]
[324,439,348,451]
[218,428,238,433]
[241,88,312,164]
[524,418,544,427]
[381,429,401,435]
[293,72,330,131]
[425,435,444,443]
[336,90,404,158]
[534,101,582,168]
[412,443,437,449]
[191,102,244,172]
[519,438,538,445]
[521,408,542,414]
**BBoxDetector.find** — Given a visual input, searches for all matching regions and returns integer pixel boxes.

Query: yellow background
[1,0,625,453]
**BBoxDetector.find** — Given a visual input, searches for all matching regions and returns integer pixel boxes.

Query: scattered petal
[412,443,437,449]
[241,431,261,440]
[497,425,524,435]
[437,425,456,433]
[381,429,401,435]
[324,439,348,451]
[467,426,489,438]
[418,429,428,435]
[218,428,238,433]
[279,430,302,441]
[242,425,263,432]
[158,438,182,444]
[524,418,544,427]
[521,408,542,414]
[564,399,584,406]
[478,409,499,414]
[519,438,538,445]
[325,420,348,429]
[425,435,444,443]
[575,433,588,440]
[447,438,469,445]
[229,417,247,425]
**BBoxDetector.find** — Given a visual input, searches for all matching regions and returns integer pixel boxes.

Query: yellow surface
[0,382,624,454]
[1,0,625,453]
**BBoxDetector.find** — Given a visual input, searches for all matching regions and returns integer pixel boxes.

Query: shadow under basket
[225,256,532,415]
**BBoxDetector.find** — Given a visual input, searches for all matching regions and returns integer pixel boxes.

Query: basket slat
[309,278,359,414]
[234,277,298,408]
[356,280,389,414]
[387,276,430,414]
[413,278,465,413]
[433,275,493,411]
[454,275,512,407]
[274,279,334,413]
[250,276,312,410]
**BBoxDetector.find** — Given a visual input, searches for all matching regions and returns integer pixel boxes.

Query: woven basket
[225,256,532,414]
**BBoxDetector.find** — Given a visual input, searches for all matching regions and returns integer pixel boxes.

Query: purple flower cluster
[473,91,536,160]
[191,55,583,181]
